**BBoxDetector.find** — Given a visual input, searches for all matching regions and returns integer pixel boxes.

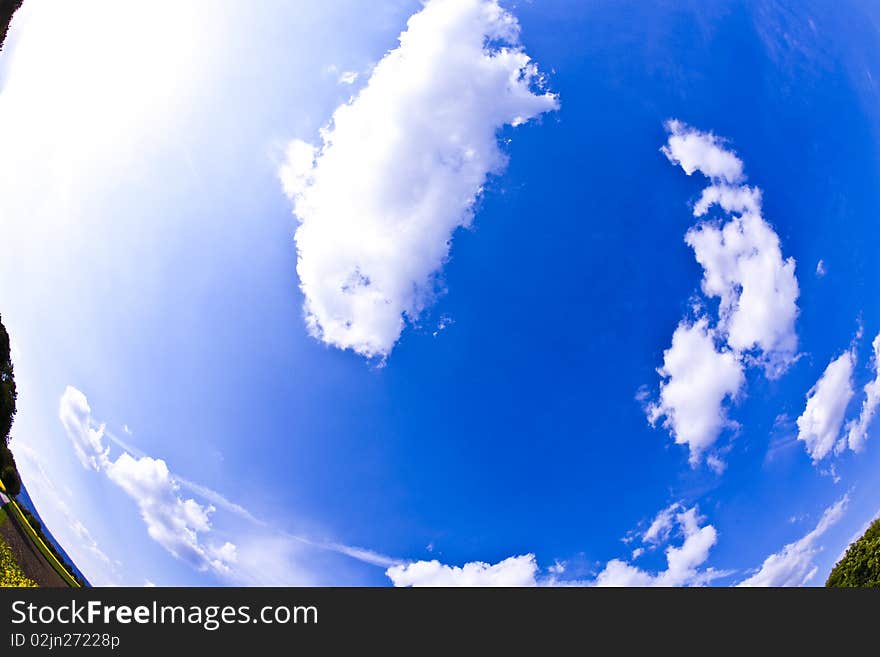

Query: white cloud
[738,496,848,586]
[845,331,880,452]
[104,453,236,574]
[58,386,109,471]
[796,351,855,462]
[656,507,719,586]
[280,0,558,357]
[685,209,799,375]
[693,184,761,218]
[594,505,724,587]
[816,259,826,278]
[387,554,538,587]
[661,119,744,184]
[647,319,744,465]
[593,559,654,587]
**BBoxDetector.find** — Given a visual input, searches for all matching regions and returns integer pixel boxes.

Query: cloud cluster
[59,386,237,574]
[280,0,558,357]
[593,504,724,587]
[648,120,800,466]
[387,503,723,587]
[738,496,847,586]
[387,554,538,587]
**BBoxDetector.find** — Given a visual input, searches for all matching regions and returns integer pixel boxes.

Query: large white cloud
[796,351,855,462]
[280,0,558,357]
[738,496,847,587]
[647,319,744,465]
[649,121,800,467]
[386,553,538,587]
[845,331,880,452]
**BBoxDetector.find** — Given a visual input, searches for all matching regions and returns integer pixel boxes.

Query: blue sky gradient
[1,0,879,586]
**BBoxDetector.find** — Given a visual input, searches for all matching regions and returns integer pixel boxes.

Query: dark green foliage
[0,442,19,497]
[0,1,23,52]
[21,507,39,531]
[826,518,880,587]
[1,462,20,496]
[0,314,21,497]
[0,314,17,445]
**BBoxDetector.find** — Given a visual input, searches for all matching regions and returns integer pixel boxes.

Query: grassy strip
[0,478,80,587]
[3,500,80,587]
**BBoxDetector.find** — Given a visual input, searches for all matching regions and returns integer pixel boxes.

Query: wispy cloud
[738,496,848,586]
[60,386,237,575]
[845,331,880,452]
[58,386,398,582]
[280,0,558,358]
[337,70,358,85]
[13,443,119,586]
[172,476,263,527]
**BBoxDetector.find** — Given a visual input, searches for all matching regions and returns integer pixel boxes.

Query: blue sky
[1,0,879,586]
